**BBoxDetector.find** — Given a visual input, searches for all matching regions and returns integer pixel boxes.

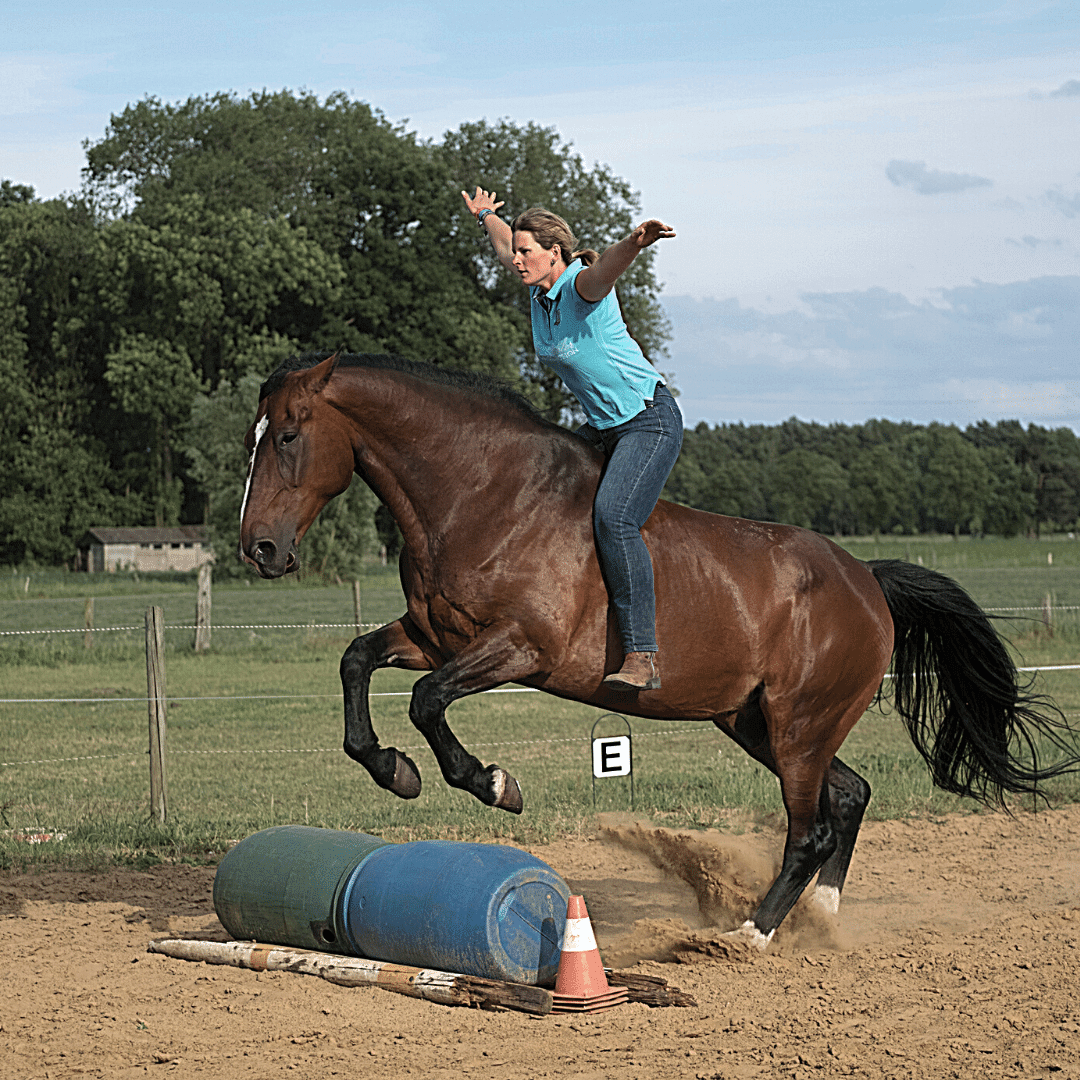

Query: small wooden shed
[76,526,213,573]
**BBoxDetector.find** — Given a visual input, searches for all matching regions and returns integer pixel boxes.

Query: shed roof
[78,526,210,546]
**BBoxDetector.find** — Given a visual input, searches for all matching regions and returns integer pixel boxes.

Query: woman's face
[512,230,563,290]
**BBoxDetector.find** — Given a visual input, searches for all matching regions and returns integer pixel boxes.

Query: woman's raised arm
[461,186,516,271]
[574,219,676,303]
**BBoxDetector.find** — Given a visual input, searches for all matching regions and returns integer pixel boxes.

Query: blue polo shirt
[530,260,664,429]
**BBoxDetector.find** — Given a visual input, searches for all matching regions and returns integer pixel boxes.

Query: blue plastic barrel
[340,841,568,985]
[213,825,390,954]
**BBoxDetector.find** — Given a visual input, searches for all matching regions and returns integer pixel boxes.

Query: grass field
[2,537,1080,870]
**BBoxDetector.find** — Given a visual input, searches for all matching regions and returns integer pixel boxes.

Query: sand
[3,805,1080,1079]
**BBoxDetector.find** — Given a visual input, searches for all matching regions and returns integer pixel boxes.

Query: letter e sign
[592,735,632,778]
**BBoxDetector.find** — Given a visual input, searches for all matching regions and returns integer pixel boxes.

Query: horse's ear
[296,351,341,400]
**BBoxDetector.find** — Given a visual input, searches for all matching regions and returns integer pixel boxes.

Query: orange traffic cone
[550,895,629,1013]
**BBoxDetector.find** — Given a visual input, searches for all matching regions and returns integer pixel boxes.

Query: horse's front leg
[340,616,438,799]
[408,625,544,815]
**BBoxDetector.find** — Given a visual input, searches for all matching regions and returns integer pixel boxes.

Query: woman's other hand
[630,219,676,249]
[462,186,505,218]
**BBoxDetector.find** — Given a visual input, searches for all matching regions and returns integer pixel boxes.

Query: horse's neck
[337,372,595,570]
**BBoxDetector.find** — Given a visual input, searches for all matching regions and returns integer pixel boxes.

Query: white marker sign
[592,735,632,778]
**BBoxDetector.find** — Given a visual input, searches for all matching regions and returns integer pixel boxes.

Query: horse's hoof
[723,920,774,952]
[491,768,523,815]
[389,752,422,799]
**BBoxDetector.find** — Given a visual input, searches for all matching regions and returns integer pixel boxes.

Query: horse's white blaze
[812,885,841,916]
[240,415,269,528]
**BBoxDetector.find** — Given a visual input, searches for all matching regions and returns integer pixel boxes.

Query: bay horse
[239,351,1077,949]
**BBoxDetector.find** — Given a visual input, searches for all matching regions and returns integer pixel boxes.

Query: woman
[461,187,683,691]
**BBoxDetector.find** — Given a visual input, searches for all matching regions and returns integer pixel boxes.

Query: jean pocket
[620,411,666,438]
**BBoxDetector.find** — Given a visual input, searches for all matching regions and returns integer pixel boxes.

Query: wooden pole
[83,597,94,650]
[194,563,212,653]
[146,939,696,1010]
[352,580,363,638]
[1042,593,1054,637]
[145,606,168,823]
[147,939,553,1014]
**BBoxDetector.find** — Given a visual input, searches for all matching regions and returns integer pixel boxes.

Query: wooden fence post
[145,606,168,823]
[353,580,363,639]
[194,563,212,653]
[83,597,94,650]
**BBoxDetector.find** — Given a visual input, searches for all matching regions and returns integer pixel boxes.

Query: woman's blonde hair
[511,207,600,267]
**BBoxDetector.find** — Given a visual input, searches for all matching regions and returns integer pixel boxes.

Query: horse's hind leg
[812,757,871,916]
[716,695,838,947]
[728,771,838,949]
[340,616,438,799]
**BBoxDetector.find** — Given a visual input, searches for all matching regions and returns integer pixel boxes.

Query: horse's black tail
[868,558,1080,807]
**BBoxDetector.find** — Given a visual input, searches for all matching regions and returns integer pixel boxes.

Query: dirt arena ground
[3,805,1079,1080]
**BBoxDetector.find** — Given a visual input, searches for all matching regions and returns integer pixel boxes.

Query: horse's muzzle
[242,537,300,578]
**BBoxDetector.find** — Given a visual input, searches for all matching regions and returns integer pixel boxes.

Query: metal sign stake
[591,713,633,810]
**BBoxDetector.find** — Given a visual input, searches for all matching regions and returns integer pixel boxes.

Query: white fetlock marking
[812,885,841,916]
[725,920,774,951]
[491,769,506,804]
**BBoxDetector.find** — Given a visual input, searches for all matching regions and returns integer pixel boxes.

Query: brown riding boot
[603,651,661,691]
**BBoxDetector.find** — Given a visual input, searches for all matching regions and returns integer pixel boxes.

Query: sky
[3,1,1079,431]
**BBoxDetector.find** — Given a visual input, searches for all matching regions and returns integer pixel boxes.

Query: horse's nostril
[253,540,277,565]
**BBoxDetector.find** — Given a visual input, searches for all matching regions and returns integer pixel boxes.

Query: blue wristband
[477,209,496,228]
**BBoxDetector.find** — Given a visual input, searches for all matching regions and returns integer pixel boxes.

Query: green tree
[1025,426,1080,533]
[915,425,991,535]
[0,195,138,561]
[91,195,344,521]
[766,448,848,531]
[104,333,205,525]
[83,91,517,381]
[0,424,134,565]
[0,180,35,206]
[847,443,917,535]
[97,194,344,385]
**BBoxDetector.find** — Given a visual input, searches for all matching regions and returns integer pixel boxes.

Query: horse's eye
[280,432,299,447]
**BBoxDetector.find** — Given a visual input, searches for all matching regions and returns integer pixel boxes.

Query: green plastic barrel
[213,825,389,953]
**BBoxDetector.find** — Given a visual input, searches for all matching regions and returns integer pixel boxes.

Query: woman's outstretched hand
[462,186,505,219]
[631,219,676,249]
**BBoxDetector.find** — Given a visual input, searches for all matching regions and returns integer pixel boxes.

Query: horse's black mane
[259,351,552,427]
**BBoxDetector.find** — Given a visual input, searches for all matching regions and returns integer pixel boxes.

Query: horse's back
[629,503,894,719]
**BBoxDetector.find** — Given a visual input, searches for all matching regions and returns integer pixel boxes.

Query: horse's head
[239,353,356,578]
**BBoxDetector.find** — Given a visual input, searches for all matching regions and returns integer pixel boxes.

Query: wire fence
[3,594,1080,838]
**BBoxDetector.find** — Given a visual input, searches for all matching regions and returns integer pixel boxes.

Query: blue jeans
[577,384,683,654]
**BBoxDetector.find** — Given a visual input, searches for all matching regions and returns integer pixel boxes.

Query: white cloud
[885,159,993,195]
[1045,189,1080,218]
[318,40,444,71]
[932,378,1080,424]
[1006,235,1064,249]
[1049,79,1080,97]
[0,52,104,117]
[662,276,1080,430]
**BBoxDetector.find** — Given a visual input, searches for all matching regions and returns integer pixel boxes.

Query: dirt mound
[3,806,1080,1079]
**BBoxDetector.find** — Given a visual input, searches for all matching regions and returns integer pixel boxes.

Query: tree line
[667,417,1080,538]
[1,90,1076,573]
